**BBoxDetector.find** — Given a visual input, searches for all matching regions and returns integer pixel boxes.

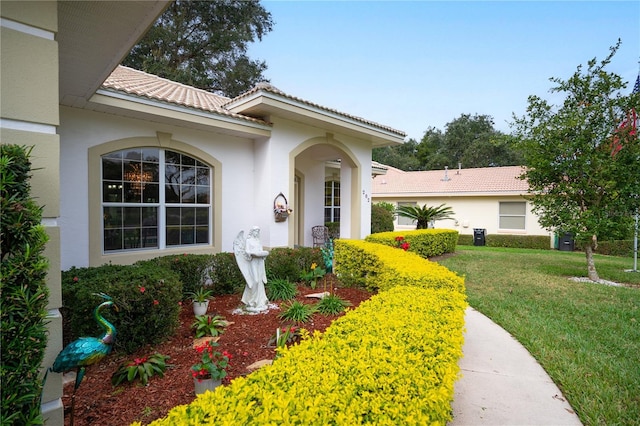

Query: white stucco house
[62,65,405,269]
[371,164,550,237]
[1,2,404,423]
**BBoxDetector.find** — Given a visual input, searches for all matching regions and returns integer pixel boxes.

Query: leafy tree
[460,134,523,168]
[372,138,422,171]
[379,115,524,172]
[123,0,274,98]
[395,204,455,229]
[442,113,499,165]
[512,41,640,281]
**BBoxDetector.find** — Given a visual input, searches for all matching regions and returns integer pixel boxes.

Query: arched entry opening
[289,135,362,247]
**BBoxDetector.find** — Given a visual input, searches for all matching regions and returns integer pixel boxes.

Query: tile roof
[101,66,405,137]
[372,165,529,196]
[101,66,269,125]
[225,83,406,137]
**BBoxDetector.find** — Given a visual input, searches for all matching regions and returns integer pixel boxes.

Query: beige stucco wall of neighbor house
[374,195,549,237]
[1,2,64,424]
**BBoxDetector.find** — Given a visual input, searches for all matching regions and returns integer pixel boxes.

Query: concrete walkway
[450,308,582,425]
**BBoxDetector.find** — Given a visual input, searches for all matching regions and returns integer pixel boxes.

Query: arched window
[101,148,211,252]
[324,180,340,223]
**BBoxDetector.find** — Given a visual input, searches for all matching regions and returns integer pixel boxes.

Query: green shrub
[137,253,245,298]
[458,233,553,249]
[486,234,552,250]
[61,263,182,354]
[371,203,395,234]
[595,239,634,257]
[325,222,340,240]
[1,144,49,425]
[191,315,226,338]
[265,278,297,301]
[457,234,474,246]
[111,352,170,387]
[315,294,351,315]
[334,239,464,293]
[278,301,316,324]
[266,247,323,282]
[366,229,458,258]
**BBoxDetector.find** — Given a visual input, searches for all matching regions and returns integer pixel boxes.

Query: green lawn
[437,246,640,426]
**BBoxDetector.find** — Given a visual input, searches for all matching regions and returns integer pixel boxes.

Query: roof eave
[226,90,405,147]
[87,89,272,138]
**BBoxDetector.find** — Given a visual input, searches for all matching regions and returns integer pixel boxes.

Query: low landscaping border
[144,239,466,425]
[366,229,458,258]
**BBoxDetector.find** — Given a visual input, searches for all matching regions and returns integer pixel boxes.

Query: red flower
[139,286,145,293]
[153,300,159,306]
[73,276,79,282]
[401,242,410,251]
[133,357,148,365]
[395,236,405,242]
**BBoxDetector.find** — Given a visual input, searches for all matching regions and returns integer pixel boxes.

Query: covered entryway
[290,135,363,247]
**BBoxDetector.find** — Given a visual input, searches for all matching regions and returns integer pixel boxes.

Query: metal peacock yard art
[48,293,118,425]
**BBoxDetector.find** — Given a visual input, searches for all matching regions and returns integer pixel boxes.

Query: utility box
[558,232,574,251]
[473,228,486,246]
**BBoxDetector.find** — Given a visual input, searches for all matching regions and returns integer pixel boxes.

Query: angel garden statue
[234,226,269,312]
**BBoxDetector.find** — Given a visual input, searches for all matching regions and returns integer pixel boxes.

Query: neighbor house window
[102,148,211,252]
[324,180,340,223]
[397,202,417,226]
[499,201,526,230]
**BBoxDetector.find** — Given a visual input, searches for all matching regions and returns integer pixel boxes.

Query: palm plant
[395,203,455,229]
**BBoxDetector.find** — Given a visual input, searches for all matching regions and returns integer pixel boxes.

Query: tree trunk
[584,244,600,282]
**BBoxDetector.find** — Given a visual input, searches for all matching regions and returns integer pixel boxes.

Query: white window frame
[499,201,526,230]
[101,148,212,253]
[324,180,340,223]
[397,201,417,226]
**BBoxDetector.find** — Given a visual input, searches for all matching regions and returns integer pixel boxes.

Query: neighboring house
[371,164,549,237]
[0,3,404,423]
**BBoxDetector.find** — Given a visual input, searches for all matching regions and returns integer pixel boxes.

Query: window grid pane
[102,149,211,253]
[397,202,417,226]
[499,202,526,230]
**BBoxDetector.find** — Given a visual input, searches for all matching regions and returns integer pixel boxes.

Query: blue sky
[248,1,640,141]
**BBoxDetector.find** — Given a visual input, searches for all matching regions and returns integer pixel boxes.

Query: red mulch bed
[61,277,372,425]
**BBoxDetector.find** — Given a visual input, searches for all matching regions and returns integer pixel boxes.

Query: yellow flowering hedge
[365,229,459,258]
[143,286,466,426]
[141,239,466,425]
[334,239,464,293]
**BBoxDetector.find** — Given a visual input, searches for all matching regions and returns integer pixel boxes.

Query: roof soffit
[226,89,406,148]
[57,1,170,106]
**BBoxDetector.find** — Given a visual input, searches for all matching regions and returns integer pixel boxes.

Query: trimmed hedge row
[595,240,634,257]
[458,233,552,250]
[146,239,466,425]
[145,286,466,426]
[334,239,465,293]
[366,229,458,258]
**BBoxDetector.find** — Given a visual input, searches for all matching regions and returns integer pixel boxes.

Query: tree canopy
[512,40,640,281]
[373,114,522,171]
[122,0,274,98]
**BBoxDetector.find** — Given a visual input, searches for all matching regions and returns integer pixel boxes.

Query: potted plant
[188,287,213,316]
[191,340,231,395]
